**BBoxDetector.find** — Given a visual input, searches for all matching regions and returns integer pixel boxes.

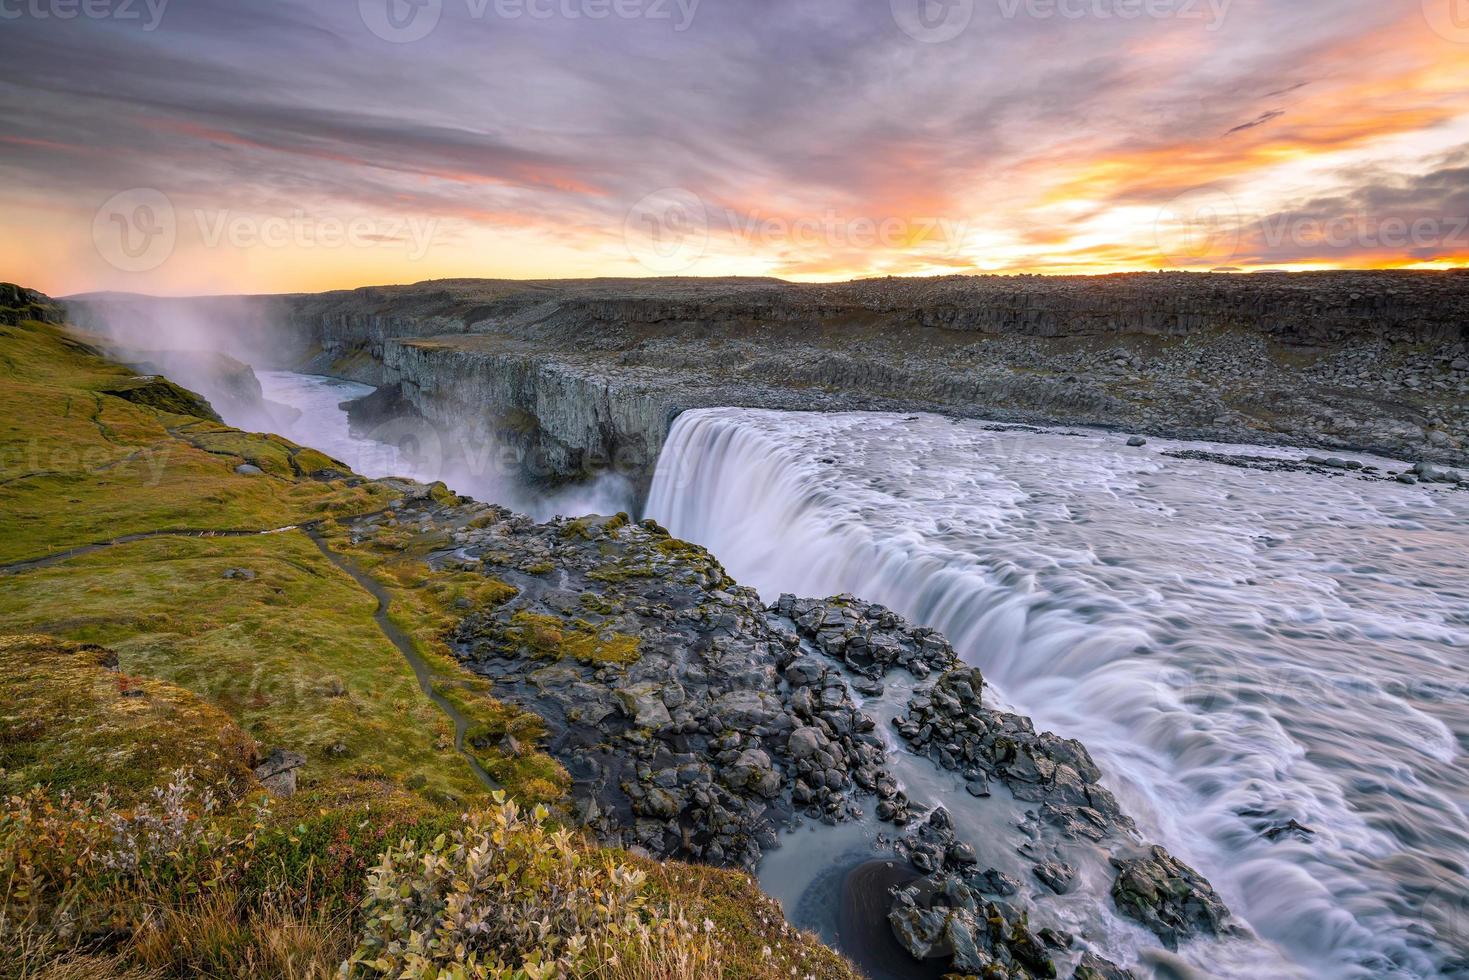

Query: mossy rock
[97,375,221,422]
[505,610,641,666]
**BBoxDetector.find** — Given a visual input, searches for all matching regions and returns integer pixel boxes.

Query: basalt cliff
[69,272,1469,497]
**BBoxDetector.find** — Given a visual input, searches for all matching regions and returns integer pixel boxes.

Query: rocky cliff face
[70,273,1469,492]
[383,340,676,484]
[364,277,1457,493]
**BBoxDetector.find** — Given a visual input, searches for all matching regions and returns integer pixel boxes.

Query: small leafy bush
[0,769,264,943]
[345,791,657,979]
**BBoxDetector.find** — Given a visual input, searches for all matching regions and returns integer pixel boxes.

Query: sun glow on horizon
[3,1,1469,296]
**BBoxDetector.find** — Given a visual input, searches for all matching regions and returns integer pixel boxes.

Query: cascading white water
[646,407,1469,980]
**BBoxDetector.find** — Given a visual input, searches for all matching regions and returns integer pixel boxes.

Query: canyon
[70,272,1469,502]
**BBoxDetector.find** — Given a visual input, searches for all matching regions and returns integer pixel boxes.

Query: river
[645,407,1469,979]
[254,371,634,521]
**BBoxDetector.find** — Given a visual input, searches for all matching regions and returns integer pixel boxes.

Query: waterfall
[646,406,1469,980]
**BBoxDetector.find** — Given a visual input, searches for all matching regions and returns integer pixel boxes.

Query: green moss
[587,561,657,583]
[578,591,619,615]
[293,446,344,477]
[509,610,567,654]
[505,610,640,666]
[655,536,703,556]
[426,480,459,505]
[563,513,631,541]
[96,375,220,421]
[563,630,641,665]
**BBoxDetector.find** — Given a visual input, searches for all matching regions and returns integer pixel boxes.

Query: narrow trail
[0,520,499,793]
[302,526,499,792]
[0,526,299,576]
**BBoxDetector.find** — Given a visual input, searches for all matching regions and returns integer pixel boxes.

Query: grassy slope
[0,534,490,802]
[0,320,379,564]
[0,316,495,804]
[0,634,257,803]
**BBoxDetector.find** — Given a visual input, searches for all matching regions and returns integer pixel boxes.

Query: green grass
[0,318,382,564]
[0,533,487,805]
[0,634,257,803]
[313,524,570,803]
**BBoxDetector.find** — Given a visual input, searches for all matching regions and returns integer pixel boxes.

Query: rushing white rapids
[646,407,1469,980]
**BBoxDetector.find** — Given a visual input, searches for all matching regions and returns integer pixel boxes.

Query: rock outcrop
[332,490,1241,977]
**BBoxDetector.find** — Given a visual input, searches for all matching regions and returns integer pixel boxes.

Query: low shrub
[344,792,730,980]
[0,769,261,945]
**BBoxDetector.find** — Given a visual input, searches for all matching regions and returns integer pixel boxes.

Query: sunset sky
[2,0,1468,295]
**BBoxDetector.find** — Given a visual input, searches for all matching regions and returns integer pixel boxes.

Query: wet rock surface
[895,667,1126,823]
[253,746,305,797]
[1110,846,1235,950]
[887,873,1058,979]
[336,493,1241,976]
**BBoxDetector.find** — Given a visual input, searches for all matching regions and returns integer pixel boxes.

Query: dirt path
[303,526,499,791]
[0,521,499,793]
